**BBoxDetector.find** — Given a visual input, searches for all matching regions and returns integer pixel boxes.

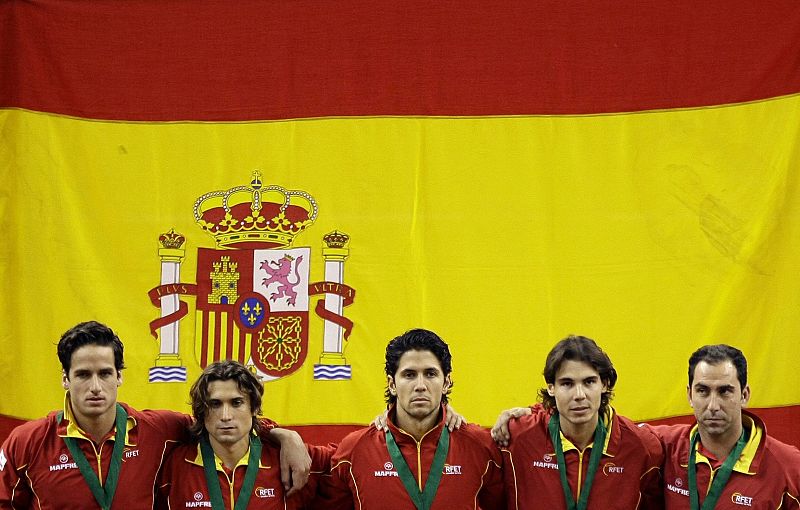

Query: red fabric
[2,1,800,120]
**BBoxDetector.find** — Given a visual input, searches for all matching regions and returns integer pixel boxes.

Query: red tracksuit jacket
[653,411,800,510]
[155,440,332,510]
[502,404,664,510]
[0,401,192,509]
[315,407,506,509]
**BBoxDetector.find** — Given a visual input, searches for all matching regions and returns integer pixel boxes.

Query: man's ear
[62,371,69,390]
[117,370,123,386]
[687,385,693,408]
[547,383,555,397]
[387,375,397,396]
[741,385,750,407]
[442,374,452,394]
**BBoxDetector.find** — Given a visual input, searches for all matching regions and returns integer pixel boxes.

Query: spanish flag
[2,1,799,448]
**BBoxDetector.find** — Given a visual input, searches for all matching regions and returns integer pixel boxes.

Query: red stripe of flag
[2,1,799,120]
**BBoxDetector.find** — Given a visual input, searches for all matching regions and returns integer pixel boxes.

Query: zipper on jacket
[575,448,585,501]
[92,441,103,486]
[398,426,438,491]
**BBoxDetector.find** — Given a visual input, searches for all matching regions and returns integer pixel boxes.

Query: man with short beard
[316,328,505,509]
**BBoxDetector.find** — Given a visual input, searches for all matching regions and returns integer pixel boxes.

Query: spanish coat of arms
[147,171,356,382]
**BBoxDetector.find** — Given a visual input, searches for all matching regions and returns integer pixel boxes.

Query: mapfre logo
[374,461,398,477]
[49,452,77,472]
[0,449,6,471]
[254,487,276,498]
[666,477,689,497]
[731,493,753,507]
[532,453,558,470]
[184,491,211,507]
[602,462,624,475]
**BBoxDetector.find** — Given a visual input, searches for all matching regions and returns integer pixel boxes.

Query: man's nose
[89,375,102,392]
[414,375,426,390]
[574,384,586,400]
[221,405,233,420]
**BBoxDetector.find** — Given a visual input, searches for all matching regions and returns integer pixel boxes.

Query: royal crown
[323,230,350,249]
[193,170,318,249]
[159,228,186,249]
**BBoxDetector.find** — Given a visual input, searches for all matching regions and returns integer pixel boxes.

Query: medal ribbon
[687,427,748,510]
[60,403,128,510]
[548,412,607,510]
[200,433,262,510]
[385,426,450,510]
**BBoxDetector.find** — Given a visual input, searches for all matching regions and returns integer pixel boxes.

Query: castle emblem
[147,171,356,382]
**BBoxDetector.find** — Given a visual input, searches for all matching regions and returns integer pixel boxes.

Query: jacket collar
[387,404,446,445]
[688,410,764,475]
[558,406,616,457]
[185,432,269,471]
[58,393,136,446]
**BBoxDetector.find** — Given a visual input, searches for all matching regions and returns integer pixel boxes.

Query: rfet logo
[731,493,753,507]
[254,487,276,498]
[602,462,624,475]
[443,464,462,475]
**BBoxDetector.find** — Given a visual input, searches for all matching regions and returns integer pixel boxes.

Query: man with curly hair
[316,328,505,509]
[156,360,330,509]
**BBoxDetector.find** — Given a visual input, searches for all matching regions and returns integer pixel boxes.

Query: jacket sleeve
[288,443,337,510]
[783,493,800,510]
[500,449,517,510]
[477,449,507,510]
[782,443,800,510]
[637,423,665,510]
[0,432,33,510]
[312,456,356,510]
[153,447,177,510]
